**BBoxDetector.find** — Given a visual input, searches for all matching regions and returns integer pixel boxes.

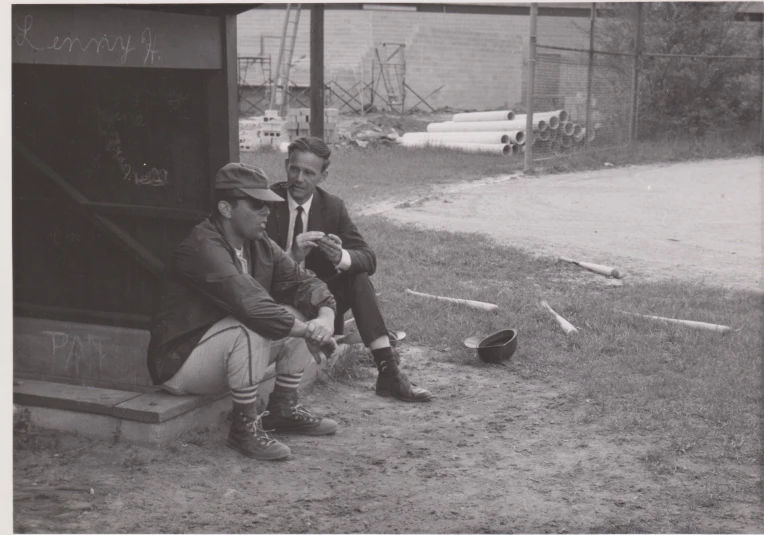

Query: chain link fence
[529,3,764,162]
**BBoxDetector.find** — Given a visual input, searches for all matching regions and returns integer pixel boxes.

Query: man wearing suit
[266,137,433,402]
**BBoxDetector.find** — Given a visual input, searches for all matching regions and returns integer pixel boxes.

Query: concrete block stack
[239,108,341,152]
[285,108,340,144]
[284,108,311,139]
[239,110,286,152]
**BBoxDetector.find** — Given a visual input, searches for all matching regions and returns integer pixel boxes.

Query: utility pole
[523,3,538,173]
[760,11,764,147]
[629,2,643,143]
[310,4,324,139]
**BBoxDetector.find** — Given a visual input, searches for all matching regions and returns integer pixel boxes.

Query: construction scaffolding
[371,43,406,113]
[238,56,271,115]
[238,18,441,117]
[269,3,302,116]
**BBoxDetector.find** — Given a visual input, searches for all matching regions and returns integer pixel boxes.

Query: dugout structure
[12,4,255,389]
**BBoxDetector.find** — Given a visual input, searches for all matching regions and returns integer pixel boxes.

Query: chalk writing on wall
[42,330,112,376]
[14,14,160,66]
[102,130,169,187]
[94,97,171,187]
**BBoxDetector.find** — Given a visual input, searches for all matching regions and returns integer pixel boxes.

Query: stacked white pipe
[512,109,597,152]
[404,108,597,156]
[399,109,523,156]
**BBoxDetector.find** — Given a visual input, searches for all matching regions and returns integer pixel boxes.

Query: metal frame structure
[238,56,272,115]
[371,42,406,113]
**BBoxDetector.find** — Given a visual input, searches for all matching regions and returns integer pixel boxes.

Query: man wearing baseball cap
[147,162,339,461]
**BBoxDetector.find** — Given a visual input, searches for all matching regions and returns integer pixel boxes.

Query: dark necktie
[292,206,304,248]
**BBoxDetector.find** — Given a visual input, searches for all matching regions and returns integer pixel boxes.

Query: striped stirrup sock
[274,373,303,390]
[231,385,259,405]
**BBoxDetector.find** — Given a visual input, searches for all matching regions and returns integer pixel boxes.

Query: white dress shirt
[287,192,351,270]
[234,246,248,275]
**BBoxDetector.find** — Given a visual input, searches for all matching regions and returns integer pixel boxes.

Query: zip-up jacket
[147,217,336,385]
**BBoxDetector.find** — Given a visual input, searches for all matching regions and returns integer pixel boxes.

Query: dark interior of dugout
[14,69,223,337]
[13,65,215,328]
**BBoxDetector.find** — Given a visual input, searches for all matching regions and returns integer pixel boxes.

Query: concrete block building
[237,3,592,112]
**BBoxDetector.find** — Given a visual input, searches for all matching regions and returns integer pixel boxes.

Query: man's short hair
[287,136,331,171]
[212,188,245,218]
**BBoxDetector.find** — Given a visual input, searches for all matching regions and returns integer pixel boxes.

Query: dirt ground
[13,346,763,533]
[376,156,763,293]
[12,157,763,533]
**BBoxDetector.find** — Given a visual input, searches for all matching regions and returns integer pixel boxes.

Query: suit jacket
[267,183,377,281]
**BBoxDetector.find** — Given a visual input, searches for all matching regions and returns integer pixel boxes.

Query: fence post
[584,3,596,146]
[629,2,643,143]
[524,3,538,173]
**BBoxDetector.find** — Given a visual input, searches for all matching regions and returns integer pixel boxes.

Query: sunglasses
[224,196,275,211]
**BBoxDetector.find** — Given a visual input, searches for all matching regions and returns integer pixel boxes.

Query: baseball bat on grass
[405,289,498,312]
[618,311,734,334]
[559,256,623,279]
[540,300,579,335]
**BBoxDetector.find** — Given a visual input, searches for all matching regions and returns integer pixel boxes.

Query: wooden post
[207,14,239,209]
[584,3,596,146]
[629,2,643,143]
[310,4,325,139]
[523,3,538,173]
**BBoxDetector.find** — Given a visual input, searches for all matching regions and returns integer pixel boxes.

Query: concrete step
[14,345,354,446]
[14,379,231,446]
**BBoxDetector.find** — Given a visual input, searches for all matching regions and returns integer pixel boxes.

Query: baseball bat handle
[405,289,499,312]
[540,301,579,334]
[559,256,622,278]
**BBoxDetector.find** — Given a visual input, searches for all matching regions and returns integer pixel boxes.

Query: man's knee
[273,334,314,376]
[334,271,375,301]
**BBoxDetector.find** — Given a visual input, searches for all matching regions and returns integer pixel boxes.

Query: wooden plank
[224,15,240,166]
[205,15,238,206]
[14,379,143,416]
[14,371,156,394]
[112,390,228,423]
[87,202,206,221]
[12,5,223,69]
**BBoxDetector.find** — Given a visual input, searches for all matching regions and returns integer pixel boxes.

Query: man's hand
[316,234,343,265]
[303,316,334,346]
[291,231,325,264]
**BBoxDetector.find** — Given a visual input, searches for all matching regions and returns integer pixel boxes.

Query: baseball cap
[214,163,284,202]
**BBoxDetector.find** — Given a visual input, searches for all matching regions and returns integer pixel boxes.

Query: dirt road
[378,157,763,292]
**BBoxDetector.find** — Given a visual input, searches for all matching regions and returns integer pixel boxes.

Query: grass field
[361,218,761,471]
[245,141,762,477]
[532,127,763,174]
